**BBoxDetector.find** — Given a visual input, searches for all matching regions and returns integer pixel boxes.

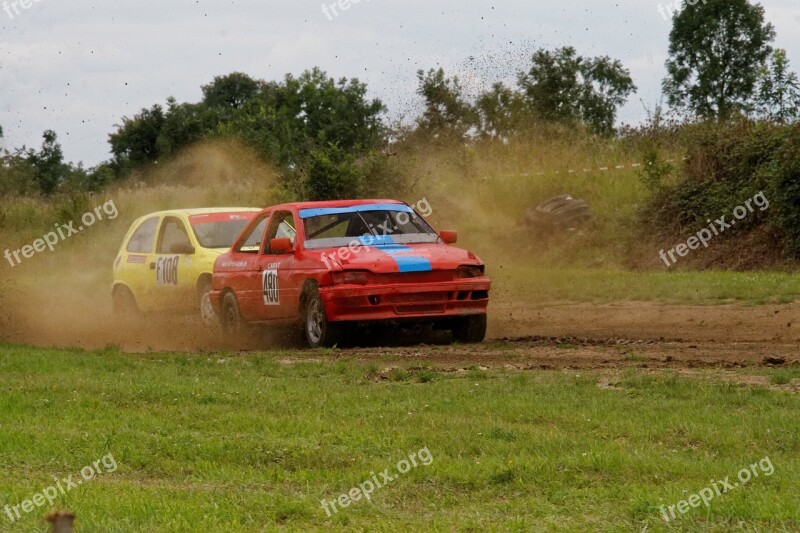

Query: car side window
[235,214,269,254]
[126,217,159,253]
[157,217,193,254]
[265,212,297,254]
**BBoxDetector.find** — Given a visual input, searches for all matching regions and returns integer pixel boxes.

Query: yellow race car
[112,208,260,323]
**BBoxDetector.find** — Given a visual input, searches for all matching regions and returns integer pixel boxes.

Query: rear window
[189,212,259,249]
[126,217,159,253]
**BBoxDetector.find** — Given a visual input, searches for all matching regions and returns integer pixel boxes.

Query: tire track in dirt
[321,336,797,372]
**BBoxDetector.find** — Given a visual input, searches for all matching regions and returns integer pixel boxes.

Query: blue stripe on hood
[357,235,432,273]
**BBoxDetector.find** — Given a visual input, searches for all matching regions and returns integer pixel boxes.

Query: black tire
[112,286,139,319]
[525,195,592,233]
[452,314,487,344]
[220,292,245,336]
[536,195,574,213]
[553,205,592,231]
[198,279,216,326]
[301,285,342,348]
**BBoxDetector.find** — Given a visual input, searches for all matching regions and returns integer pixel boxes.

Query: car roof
[265,199,406,212]
[139,207,262,219]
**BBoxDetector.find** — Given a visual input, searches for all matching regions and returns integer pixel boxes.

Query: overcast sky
[1,0,798,166]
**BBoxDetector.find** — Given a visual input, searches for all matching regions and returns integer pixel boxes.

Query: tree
[0,129,67,197]
[25,130,69,195]
[226,68,386,170]
[303,143,364,200]
[663,0,775,119]
[519,47,584,124]
[291,68,385,157]
[476,82,527,138]
[201,72,261,111]
[108,104,166,169]
[103,69,388,196]
[579,56,638,134]
[80,162,116,192]
[416,68,477,139]
[756,49,800,124]
[156,98,216,156]
[518,47,636,134]
[0,151,37,197]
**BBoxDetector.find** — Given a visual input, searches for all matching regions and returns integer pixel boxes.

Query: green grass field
[494,267,800,305]
[0,344,798,532]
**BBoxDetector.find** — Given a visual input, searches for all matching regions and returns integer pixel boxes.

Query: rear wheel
[220,292,245,336]
[302,286,342,348]
[112,286,139,319]
[198,280,216,326]
[452,314,487,343]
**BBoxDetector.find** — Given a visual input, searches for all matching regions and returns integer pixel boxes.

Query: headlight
[331,271,369,285]
[457,265,484,278]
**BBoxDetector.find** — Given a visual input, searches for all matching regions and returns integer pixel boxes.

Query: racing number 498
[263,269,279,305]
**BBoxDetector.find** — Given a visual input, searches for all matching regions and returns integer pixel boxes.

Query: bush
[640,120,800,257]
[764,125,800,255]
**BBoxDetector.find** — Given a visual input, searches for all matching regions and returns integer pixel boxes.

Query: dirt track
[337,301,800,373]
[4,299,799,374]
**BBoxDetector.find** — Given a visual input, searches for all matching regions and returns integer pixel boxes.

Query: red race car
[210,199,490,347]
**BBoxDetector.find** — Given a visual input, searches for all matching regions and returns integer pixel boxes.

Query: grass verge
[496,267,800,305]
[0,345,798,531]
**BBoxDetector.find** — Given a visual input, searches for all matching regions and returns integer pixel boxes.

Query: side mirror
[171,243,196,255]
[270,237,293,253]
[440,230,458,245]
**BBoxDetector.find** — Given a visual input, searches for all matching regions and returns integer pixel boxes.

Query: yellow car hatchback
[112,208,260,323]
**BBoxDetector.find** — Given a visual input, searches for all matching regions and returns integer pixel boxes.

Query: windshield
[189,212,259,249]
[300,205,438,249]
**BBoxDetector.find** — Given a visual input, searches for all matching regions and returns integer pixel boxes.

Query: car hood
[322,242,482,274]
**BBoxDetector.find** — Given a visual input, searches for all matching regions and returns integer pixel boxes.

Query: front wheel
[302,287,342,348]
[452,314,487,344]
[220,292,245,336]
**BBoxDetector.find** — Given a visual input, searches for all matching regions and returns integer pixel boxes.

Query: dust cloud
[0,135,605,351]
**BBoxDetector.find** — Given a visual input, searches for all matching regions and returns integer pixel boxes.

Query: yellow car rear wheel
[112,286,139,319]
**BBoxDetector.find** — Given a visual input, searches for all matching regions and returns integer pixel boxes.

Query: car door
[226,214,270,321]
[151,216,196,311]
[257,211,300,321]
[118,216,160,312]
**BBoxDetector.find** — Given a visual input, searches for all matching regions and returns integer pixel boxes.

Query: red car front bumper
[320,278,490,322]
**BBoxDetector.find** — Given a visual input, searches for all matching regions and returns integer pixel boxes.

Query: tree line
[1,0,798,200]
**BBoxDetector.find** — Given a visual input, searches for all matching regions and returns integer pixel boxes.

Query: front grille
[385,292,450,304]
[395,304,447,314]
[372,271,455,284]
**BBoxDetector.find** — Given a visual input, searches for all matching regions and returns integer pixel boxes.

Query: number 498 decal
[263,269,279,305]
